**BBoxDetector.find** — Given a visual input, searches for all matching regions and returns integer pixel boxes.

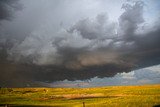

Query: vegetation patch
[0,84,160,107]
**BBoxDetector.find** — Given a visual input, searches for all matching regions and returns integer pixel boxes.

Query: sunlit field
[0,84,160,107]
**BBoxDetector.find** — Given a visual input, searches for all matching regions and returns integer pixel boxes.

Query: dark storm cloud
[119,1,144,41]
[0,0,21,21]
[0,0,21,58]
[69,14,116,40]
[0,0,160,87]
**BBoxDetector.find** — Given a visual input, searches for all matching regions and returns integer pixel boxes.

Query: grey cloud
[0,0,160,87]
[0,0,21,21]
[8,12,118,67]
[119,1,144,41]
[50,65,160,87]
[69,13,117,40]
[0,0,21,63]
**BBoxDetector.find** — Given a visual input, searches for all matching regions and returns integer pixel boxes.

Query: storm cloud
[0,0,21,21]
[0,0,160,87]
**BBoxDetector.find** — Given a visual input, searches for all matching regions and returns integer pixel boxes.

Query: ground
[0,84,160,107]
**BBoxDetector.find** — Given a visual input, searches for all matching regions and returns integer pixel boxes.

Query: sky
[49,65,160,87]
[0,0,160,87]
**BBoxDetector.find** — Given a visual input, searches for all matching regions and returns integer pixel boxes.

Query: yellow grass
[0,84,160,107]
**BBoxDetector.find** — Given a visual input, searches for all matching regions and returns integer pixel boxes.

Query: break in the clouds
[50,65,160,87]
[0,0,160,87]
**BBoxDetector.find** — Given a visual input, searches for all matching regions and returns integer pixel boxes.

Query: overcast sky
[0,0,160,87]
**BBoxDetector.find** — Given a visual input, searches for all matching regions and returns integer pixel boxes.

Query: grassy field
[0,84,160,107]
